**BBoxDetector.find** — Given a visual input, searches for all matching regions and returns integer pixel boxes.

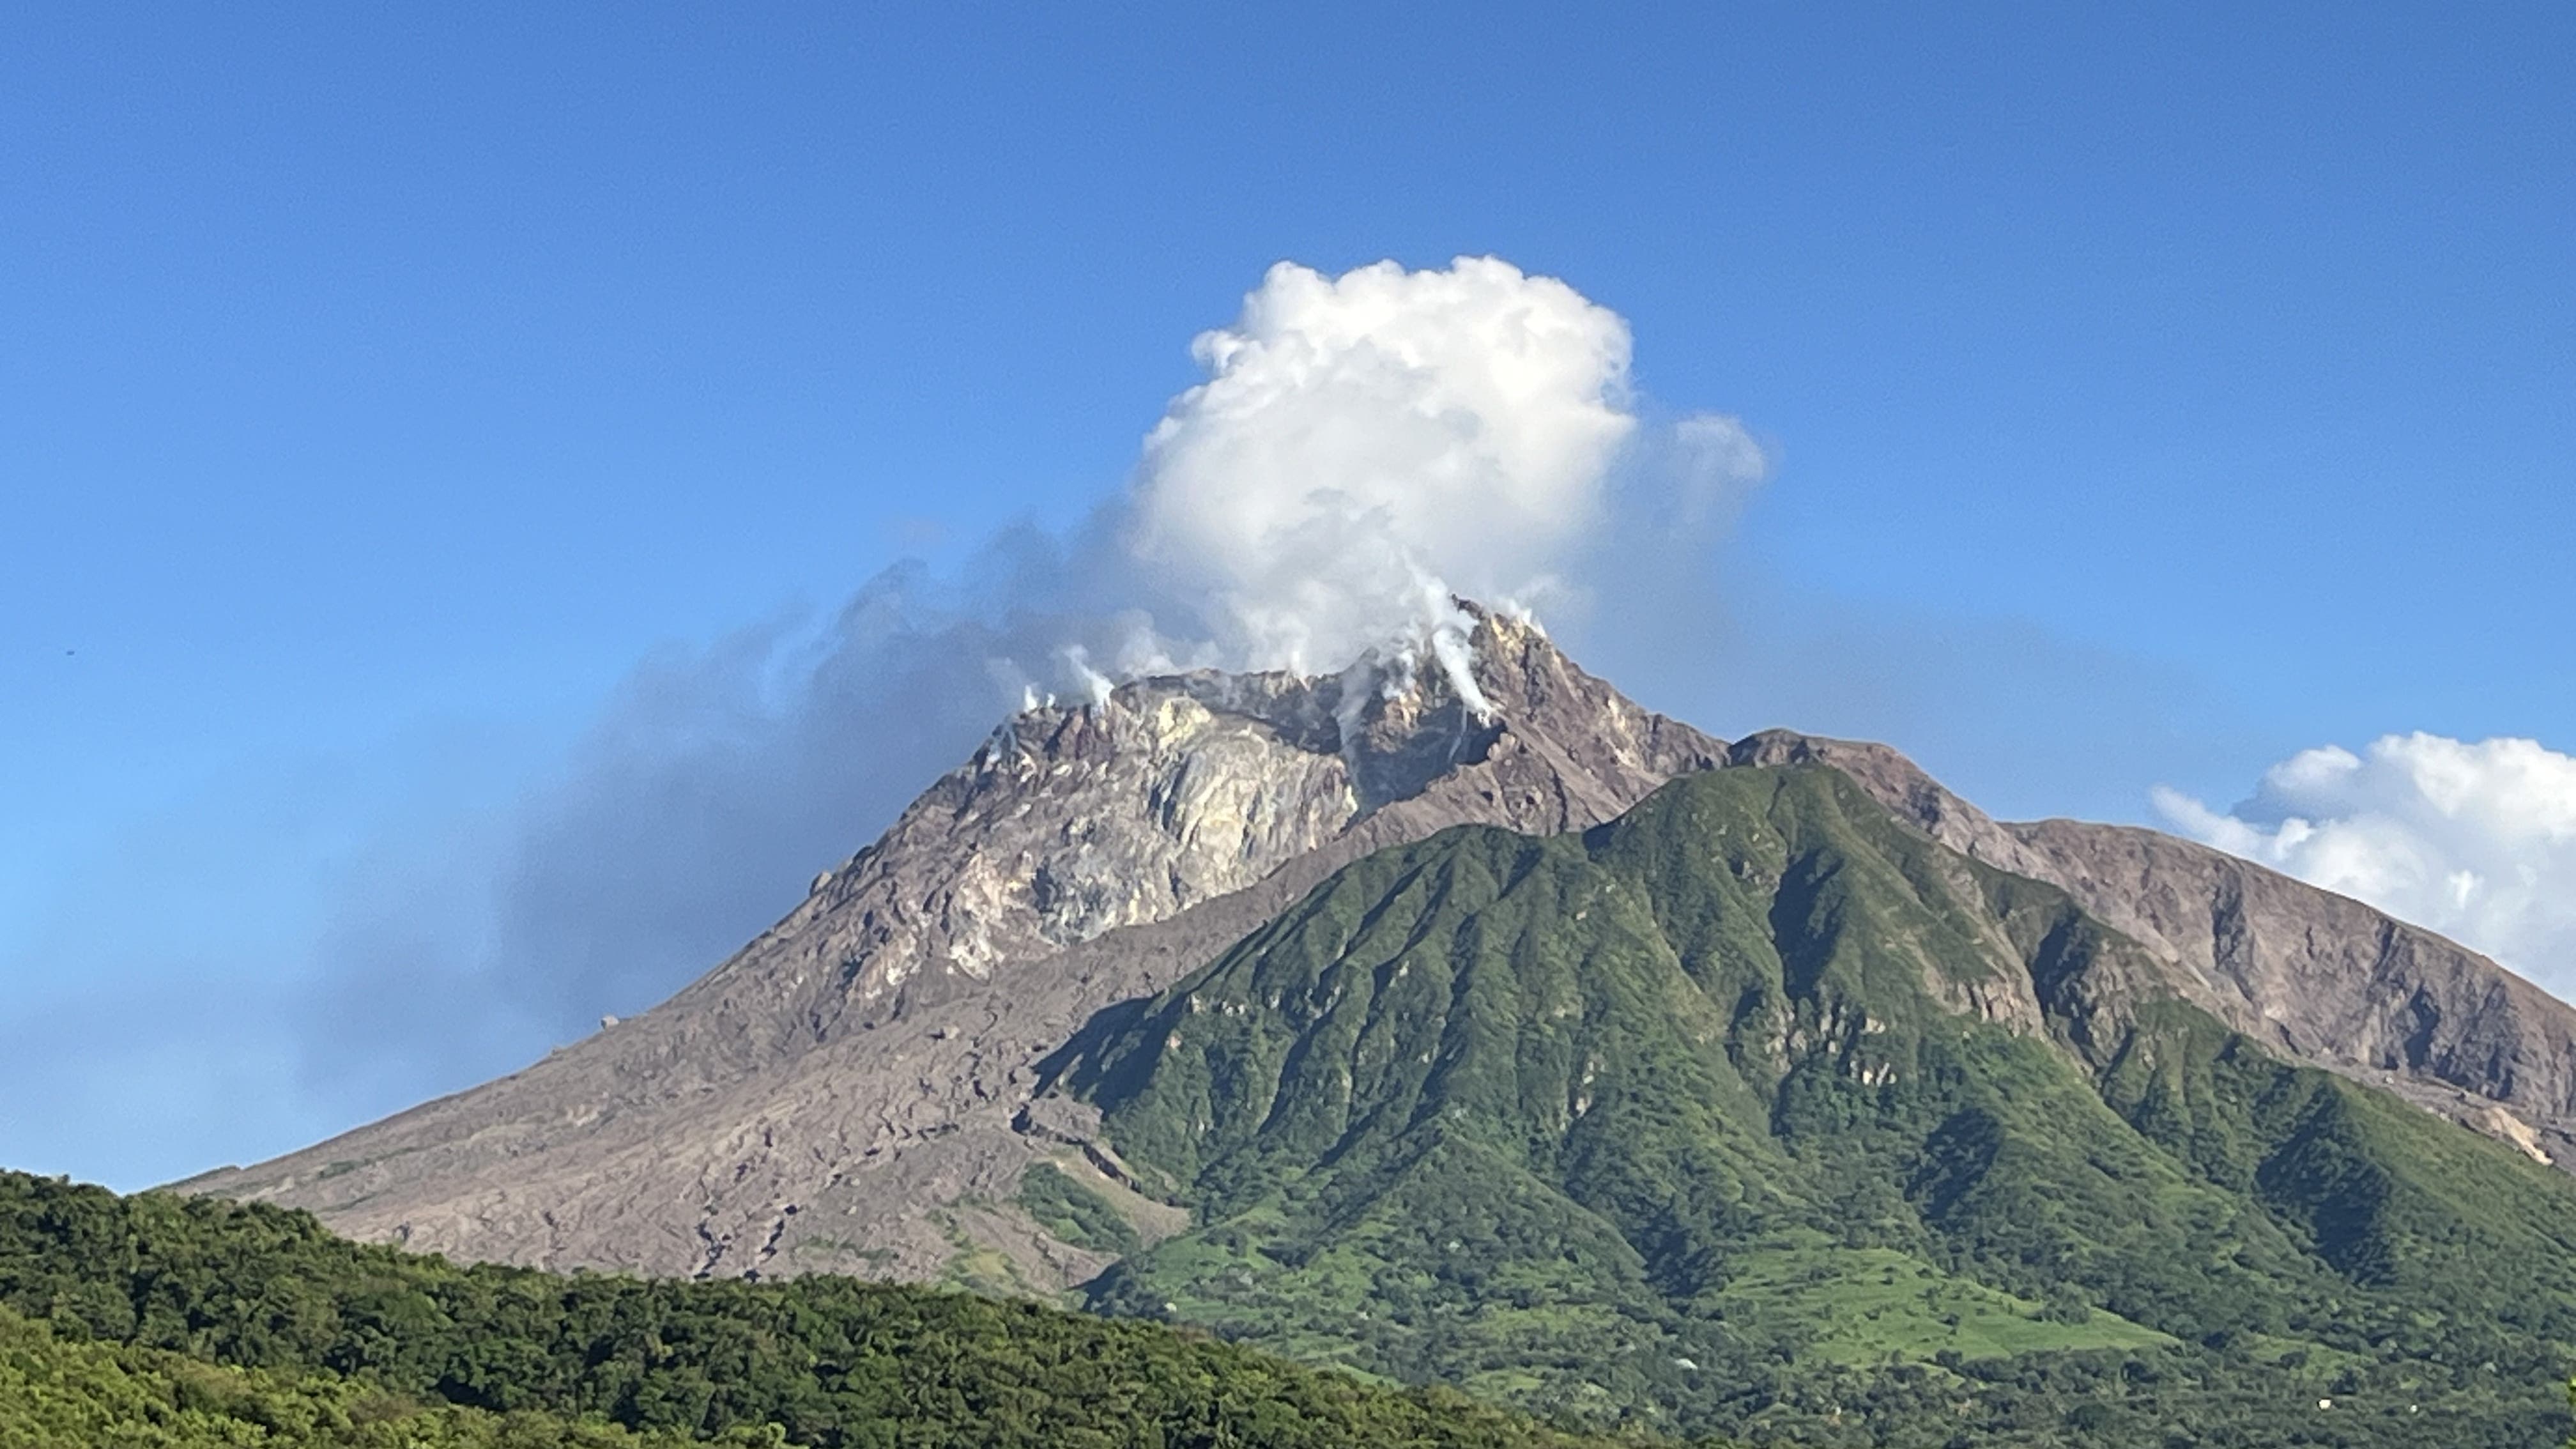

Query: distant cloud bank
[2156,733,2576,990]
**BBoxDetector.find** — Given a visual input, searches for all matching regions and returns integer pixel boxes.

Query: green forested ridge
[0,1300,738,1447]
[0,1172,1673,1448]
[1050,763,2576,1446]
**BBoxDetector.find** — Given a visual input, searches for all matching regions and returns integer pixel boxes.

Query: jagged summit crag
[186,605,2576,1303]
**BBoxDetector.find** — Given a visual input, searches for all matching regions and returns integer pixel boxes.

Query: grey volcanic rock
[181,610,1724,1285]
[1727,728,2576,1160]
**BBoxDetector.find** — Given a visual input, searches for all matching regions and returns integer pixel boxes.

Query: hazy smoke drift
[2158,733,2576,990]
[295,257,1767,1108]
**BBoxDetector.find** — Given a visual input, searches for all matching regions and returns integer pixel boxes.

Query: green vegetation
[1701,1237,2170,1366]
[1050,763,2576,1446]
[1015,1161,1146,1261]
[0,1171,1682,1448]
[0,1300,737,1447]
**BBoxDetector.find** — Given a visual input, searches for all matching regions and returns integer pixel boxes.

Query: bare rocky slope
[181,610,1726,1287]
[186,617,2576,1283]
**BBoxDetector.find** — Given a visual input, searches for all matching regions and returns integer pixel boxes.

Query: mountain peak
[185,609,1724,1283]
[190,615,2576,1315]
[834,606,1708,1008]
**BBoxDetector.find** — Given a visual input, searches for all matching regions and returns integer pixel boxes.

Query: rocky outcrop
[180,610,1724,1285]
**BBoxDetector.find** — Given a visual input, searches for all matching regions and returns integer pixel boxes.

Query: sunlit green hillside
[1052,764,2576,1446]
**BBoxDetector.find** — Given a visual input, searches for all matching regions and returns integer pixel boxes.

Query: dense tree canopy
[0,1171,1673,1448]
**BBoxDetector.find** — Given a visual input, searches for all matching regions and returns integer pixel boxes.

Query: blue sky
[4,4,2572,1188]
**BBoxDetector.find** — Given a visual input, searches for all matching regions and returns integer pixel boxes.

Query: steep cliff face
[180,611,1724,1285]
[1726,728,2576,1159]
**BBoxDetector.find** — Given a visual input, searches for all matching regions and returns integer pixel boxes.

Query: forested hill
[0,1300,743,1448]
[0,1170,1684,1448]
[1044,763,2576,1447]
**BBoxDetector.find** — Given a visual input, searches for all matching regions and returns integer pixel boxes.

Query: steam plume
[1128,257,1636,684]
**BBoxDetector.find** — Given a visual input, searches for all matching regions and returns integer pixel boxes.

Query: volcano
[184,610,2576,1361]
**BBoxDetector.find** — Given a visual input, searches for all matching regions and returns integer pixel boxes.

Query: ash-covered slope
[181,610,1725,1285]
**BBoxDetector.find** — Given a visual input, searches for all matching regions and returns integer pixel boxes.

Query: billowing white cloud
[2154,733,2576,986]
[1125,257,1642,681]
